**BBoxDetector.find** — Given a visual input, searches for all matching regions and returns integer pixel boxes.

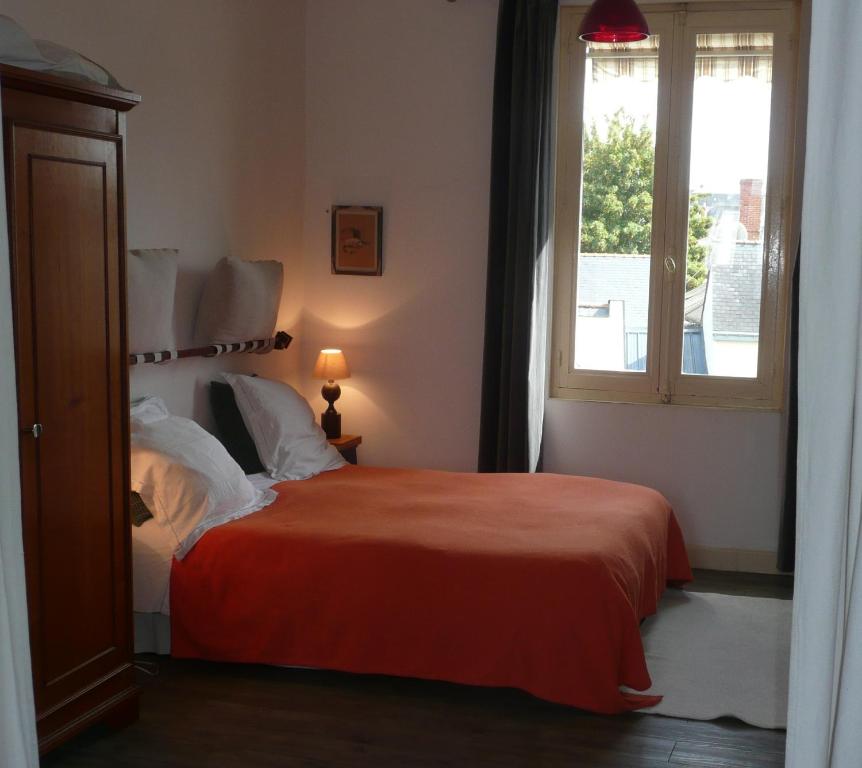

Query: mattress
[170,465,691,714]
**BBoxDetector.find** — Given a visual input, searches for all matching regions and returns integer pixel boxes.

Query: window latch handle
[664,256,677,274]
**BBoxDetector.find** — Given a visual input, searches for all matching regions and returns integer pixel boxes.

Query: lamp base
[321,411,341,440]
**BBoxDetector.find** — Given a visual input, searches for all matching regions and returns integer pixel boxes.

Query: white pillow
[221,374,346,481]
[33,39,121,88]
[0,17,121,87]
[127,249,178,354]
[195,257,283,345]
[130,395,171,427]
[131,413,276,559]
[0,16,45,68]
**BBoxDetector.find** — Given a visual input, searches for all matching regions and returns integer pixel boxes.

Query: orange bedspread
[170,466,691,713]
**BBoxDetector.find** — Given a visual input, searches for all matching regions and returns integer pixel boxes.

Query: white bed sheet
[247,472,281,493]
[132,473,279,616]
[131,517,176,615]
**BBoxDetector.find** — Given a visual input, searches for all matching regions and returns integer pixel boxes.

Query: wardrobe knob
[21,424,43,439]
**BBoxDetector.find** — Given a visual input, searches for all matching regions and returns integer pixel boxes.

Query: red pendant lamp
[578,0,650,43]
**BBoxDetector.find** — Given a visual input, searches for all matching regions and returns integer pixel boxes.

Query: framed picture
[331,205,383,276]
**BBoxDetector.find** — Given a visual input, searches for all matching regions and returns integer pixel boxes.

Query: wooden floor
[43,571,792,768]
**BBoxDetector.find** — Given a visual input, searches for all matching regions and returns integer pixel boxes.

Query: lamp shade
[313,348,350,381]
[578,0,649,43]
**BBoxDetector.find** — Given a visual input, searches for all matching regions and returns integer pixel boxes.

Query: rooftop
[577,253,651,331]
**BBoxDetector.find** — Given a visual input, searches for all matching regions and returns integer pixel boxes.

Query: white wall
[302,0,785,559]
[3,0,306,430]
[301,0,498,470]
[543,402,783,554]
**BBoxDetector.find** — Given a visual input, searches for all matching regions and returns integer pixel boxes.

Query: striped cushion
[209,380,265,474]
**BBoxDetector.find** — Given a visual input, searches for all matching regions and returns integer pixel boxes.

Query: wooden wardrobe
[2,65,141,753]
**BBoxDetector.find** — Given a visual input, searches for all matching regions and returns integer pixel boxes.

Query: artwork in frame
[331,205,383,276]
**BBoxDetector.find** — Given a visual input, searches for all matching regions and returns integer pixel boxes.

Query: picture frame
[331,205,383,276]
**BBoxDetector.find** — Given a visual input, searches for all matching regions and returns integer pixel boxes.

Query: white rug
[631,591,792,729]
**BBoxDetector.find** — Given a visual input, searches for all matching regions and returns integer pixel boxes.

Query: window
[551,3,800,408]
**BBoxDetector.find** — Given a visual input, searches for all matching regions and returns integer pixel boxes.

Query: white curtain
[0,98,39,767]
[786,1,862,766]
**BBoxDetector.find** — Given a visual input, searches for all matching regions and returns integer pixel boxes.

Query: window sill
[549,385,783,412]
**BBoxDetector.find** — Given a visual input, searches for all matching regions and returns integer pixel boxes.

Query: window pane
[574,38,659,372]
[681,33,773,378]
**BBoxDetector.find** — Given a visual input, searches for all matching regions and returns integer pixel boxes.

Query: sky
[582,60,773,195]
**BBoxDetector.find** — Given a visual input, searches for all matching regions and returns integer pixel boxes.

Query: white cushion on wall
[127,249,178,355]
[221,373,346,481]
[194,257,283,345]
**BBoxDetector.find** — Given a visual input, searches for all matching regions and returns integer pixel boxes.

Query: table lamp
[313,348,350,439]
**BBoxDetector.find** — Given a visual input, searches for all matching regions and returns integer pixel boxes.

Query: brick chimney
[739,178,763,242]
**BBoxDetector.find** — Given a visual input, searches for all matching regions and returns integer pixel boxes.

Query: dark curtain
[478,0,558,473]
[778,244,800,572]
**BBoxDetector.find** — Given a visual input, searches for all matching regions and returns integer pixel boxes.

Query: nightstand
[329,434,362,465]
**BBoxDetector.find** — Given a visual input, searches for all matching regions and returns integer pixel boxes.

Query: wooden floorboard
[42,570,791,767]
[687,569,793,600]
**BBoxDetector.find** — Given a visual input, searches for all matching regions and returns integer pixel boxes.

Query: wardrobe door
[10,123,135,744]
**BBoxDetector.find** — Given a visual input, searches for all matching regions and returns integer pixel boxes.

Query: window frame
[551,1,801,409]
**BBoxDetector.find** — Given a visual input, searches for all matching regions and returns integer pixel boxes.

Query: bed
[134,463,691,715]
[131,471,278,652]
